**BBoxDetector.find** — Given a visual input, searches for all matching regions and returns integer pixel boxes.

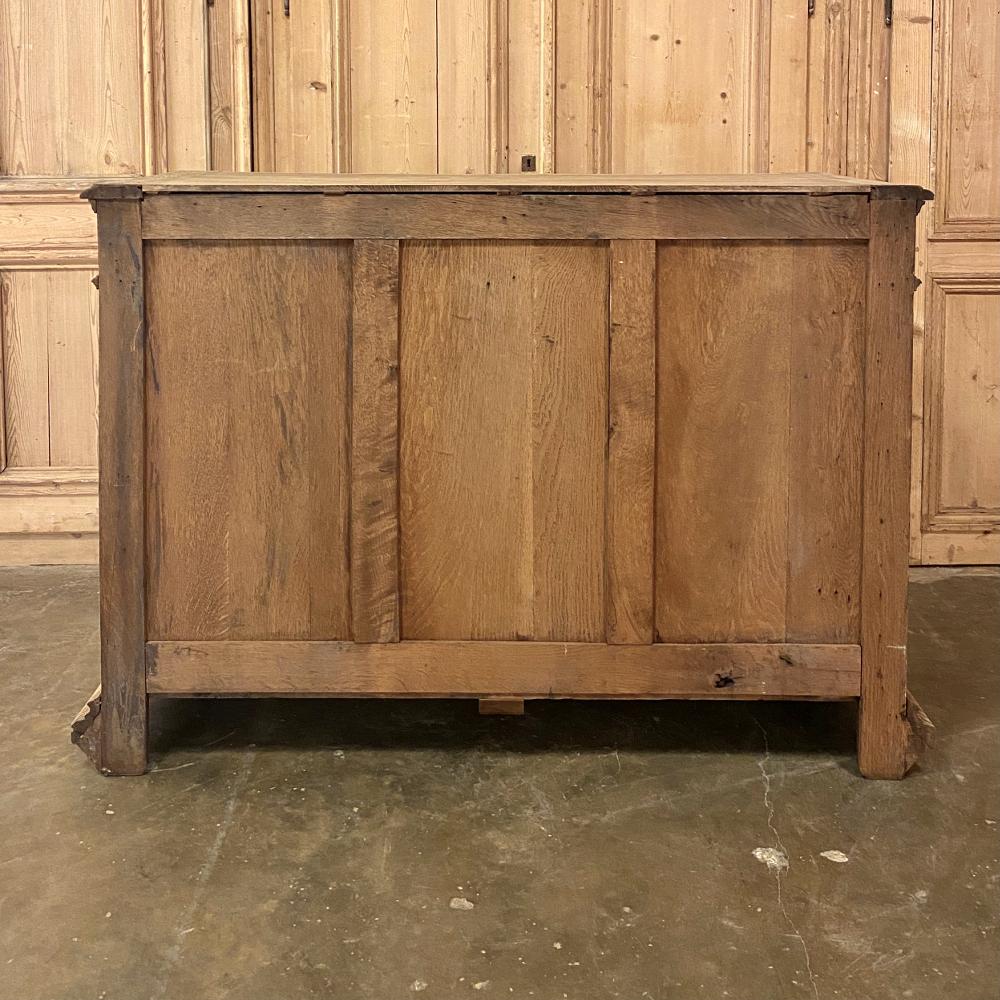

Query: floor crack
[753,717,820,1000]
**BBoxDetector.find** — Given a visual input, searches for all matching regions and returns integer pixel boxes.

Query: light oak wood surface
[144,241,353,640]
[146,640,863,701]
[83,182,925,776]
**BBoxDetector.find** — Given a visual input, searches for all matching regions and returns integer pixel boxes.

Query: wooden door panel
[935,0,1000,236]
[399,240,608,640]
[144,240,352,640]
[914,0,1000,563]
[0,270,99,468]
[655,242,864,642]
[937,290,1000,511]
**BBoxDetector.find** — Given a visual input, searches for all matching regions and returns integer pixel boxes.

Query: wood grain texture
[113,172,919,195]
[0,532,98,565]
[0,0,142,175]
[154,0,211,170]
[0,466,98,564]
[0,183,98,268]
[609,0,754,173]
[553,0,611,172]
[351,240,401,642]
[0,467,97,533]
[0,271,49,465]
[349,0,437,172]
[656,241,866,644]
[606,239,655,643]
[207,0,252,171]
[399,240,606,641]
[0,268,97,471]
[920,274,1000,564]
[437,0,508,174]
[656,243,793,642]
[140,193,871,241]
[258,0,337,172]
[934,284,1000,513]
[46,271,100,467]
[97,201,146,775]
[785,245,865,641]
[920,529,1000,564]
[858,198,919,779]
[147,640,863,700]
[767,0,809,172]
[507,0,555,173]
[889,0,933,560]
[144,240,352,641]
[934,0,1000,235]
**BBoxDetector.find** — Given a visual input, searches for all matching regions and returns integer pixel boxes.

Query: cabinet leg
[100,689,148,776]
[858,654,932,779]
[479,698,525,716]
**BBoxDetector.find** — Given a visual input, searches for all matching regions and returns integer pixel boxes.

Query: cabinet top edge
[80,172,933,201]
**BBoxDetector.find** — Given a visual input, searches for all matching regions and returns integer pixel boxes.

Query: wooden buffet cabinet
[81,173,931,778]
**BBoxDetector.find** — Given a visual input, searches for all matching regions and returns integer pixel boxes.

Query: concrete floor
[0,568,997,1000]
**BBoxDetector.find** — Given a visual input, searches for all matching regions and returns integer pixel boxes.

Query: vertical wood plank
[858,197,919,779]
[145,246,232,640]
[530,243,607,642]
[400,242,534,639]
[507,0,555,172]
[0,0,142,175]
[609,0,753,173]
[0,272,50,466]
[98,198,147,775]
[767,0,809,171]
[656,243,791,643]
[785,244,866,641]
[249,0,277,170]
[888,0,933,560]
[437,0,508,174]
[161,0,212,169]
[270,0,336,171]
[206,0,252,171]
[145,241,352,641]
[399,240,606,641]
[938,291,1000,508]
[351,240,401,643]
[606,239,655,644]
[47,270,100,467]
[554,0,611,172]
[807,0,850,174]
[349,0,437,172]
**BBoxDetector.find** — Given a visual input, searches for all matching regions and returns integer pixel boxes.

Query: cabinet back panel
[655,241,865,642]
[399,240,608,641]
[144,240,352,640]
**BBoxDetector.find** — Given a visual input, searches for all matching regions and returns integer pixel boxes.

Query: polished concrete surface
[1,566,997,1000]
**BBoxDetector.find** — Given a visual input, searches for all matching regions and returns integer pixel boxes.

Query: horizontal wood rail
[140,193,870,242]
[146,641,862,700]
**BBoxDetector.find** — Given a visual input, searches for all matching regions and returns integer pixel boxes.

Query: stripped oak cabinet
[83,173,931,778]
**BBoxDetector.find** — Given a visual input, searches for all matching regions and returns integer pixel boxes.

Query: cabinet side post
[606,240,656,644]
[858,196,919,779]
[97,197,148,775]
[350,240,401,642]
